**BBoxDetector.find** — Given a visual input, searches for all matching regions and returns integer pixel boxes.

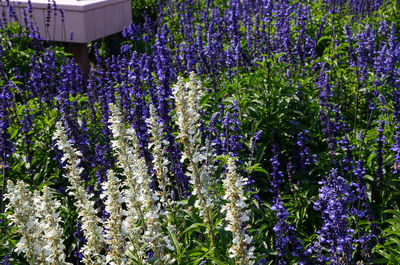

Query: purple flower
[1,253,9,265]
[207,110,223,156]
[355,24,376,83]
[374,22,400,88]
[293,3,312,66]
[221,100,243,157]
[257,257,268,264]
[270,142,283,197]
[152,24,189,197]
[272,197,313,264]
[391,90,400,173]
[27,50,58,103]
[292,122,316,170]
[0,82,15,209]
[275,0,293,63]
[352,160,382,261]
[272,198,290,264]
[122,22,138,41]
[375,120,385,187]
[225,0,242,70]
[317,65,340,163]
[20,108,34,171]
[311,168,356,263]
[339,136,354,177]
[251,130,263,162]
[353,160,368,212]
[73,221,86,262]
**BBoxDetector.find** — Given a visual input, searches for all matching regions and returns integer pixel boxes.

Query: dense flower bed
[1,0,400,264]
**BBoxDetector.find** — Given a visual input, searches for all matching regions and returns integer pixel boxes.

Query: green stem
[1,159,6,214]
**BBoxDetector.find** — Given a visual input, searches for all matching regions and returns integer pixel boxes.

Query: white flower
[37,186,71,265]
[147,105,174,209]
[5,180,44,263]
[5,181,71,264]
[172,72,217,231]
[108,103,174,264]
[53,121,105,265]
[221,156,254,265]
[101,169,126,265]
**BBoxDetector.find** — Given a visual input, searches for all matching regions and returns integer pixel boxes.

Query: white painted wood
[0,0,132,43]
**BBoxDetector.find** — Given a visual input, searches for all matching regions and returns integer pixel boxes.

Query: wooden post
[70,43,89,76]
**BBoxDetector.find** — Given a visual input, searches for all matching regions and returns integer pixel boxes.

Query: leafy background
[1,0,400,264]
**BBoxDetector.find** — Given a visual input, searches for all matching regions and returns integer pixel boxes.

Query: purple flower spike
[311,168,356,264]
[1,253,10,265]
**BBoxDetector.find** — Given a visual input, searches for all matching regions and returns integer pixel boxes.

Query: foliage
[1,0,400,264]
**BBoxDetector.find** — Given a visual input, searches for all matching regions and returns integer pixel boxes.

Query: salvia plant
[4,74,256,264]
[1,0,400,264]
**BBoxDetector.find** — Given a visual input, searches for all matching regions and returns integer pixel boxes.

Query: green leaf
[167,224,182,255]
[181,223,208,236]
[9,127,18,140]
